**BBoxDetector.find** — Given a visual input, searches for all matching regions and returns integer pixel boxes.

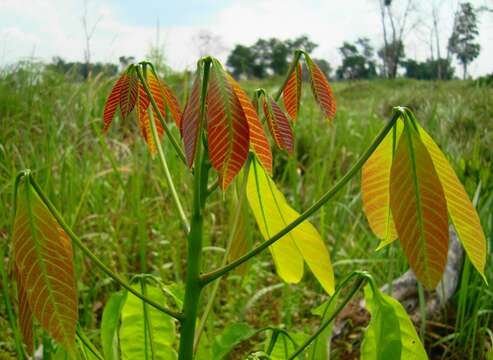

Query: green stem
[288,271,370,359]
[136,66,187,165]
[178,58,211,360]
[201,109,402,284]
[193,157,251,351]
[148,109,190,233]
[27,174,182,320]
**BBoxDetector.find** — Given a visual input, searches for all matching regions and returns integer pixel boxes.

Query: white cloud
[0,0,491,76]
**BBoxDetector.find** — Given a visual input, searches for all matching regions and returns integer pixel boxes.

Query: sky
[0,0,492,77]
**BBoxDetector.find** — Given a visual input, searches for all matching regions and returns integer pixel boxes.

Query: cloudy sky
[1,0,491,76]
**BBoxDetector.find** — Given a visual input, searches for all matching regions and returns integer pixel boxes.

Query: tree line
[226,2,482,81]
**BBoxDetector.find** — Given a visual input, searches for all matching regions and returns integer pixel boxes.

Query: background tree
[226,45,254,79]
[448,2,481,79]
[378,40,405,78]
[403,58,454,80]
[336,38,377,80]
[268,38,289,76]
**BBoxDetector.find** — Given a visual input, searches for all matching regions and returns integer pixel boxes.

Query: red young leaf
[119,71,138,119]
[136,82,158,154]
[263,97,294,154]
[306,55,336,120]
[147,70,167,118]
[207,60,250,189]
[282,62,302,121]
[13,182,78,350]
[228,74,273,175]
[162,82,183,128]
[181,73,202,167]
[102,74,126,132]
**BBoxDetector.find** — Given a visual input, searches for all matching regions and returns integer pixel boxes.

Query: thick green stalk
[178,58,211,360]
[148,109,190,233]
[136,66,187,165]
[201,109,402,284]
[27,173,182,320]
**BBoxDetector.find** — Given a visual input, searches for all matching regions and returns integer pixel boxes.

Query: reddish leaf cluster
[102,64,182,154]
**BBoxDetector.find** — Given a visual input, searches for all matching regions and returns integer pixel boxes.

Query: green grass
[0,63,492,359]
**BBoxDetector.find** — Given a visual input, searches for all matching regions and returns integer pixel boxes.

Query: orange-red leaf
[228,75,273,175]
[147,70,167,118]
[263,97,294,154]
[181,73,202,167]
[13,182,78,350]
[137,82,160,154]
[119,72,138,119]
[390,124,449,289]
[14,265,34,354]
[103,74,126,132]
[207,60,250,189]
[306,55,336,120]
[162,81,183,128]
[282,62,302,121]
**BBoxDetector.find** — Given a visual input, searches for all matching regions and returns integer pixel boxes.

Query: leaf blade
[418,125,487,281]
[181,72,202,167]
[390,124,449,289]
[282,62,302,121]
[263,97,294,154]
[13,182,78,350]
[305,55,336,120]
[103,75,126,132]
[247,159,334,294]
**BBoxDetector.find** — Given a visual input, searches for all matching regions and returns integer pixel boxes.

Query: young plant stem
[135,66,187,165]
[25,172,182,320]
[148,109,190,233]
[193,157,251,352]
[177,58,212,360]
[288,271,371,359]
[201,109,403,284]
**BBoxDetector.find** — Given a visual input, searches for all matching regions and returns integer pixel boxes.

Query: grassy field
[0,63,492,359]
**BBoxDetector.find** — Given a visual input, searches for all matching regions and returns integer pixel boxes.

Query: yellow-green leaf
[362,119,403,249]
[13,181,78,350]
[390,123,449,290]
[418,125,487,281]
[246,158,334,294]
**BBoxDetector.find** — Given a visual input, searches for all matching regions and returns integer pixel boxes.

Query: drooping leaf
[305,54,336,120]
[14,265,34,355]
[119,284,177,360]
[212,323,256,359]
[148,68,183,127]
[101,291,126,360]
[362,119,403,248]
[136,82,156,154]
[247,159,335,294]
[267,331,308,359]
[390,123,449,289]
[207,59,250,189]
[228,74,273,174]
[282,62,302,121]
[119,71,138,120]
[103,74,127,132]
[418,124,487,281]
[147,69,167,119]
[361,284,427,360]
[12,181,78,350]
[262,96,294,154]
[181,71,202,167]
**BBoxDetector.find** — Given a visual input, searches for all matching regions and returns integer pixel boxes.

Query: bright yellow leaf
[247,158,334,294]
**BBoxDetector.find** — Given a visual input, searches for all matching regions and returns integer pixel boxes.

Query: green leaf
[267,331,307,360]
[212,322,256,359]
[246,158,335,294]
[361,284,427,360]
[308,300,336,360]
[101,292,126,360]
[119,284,177,360]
